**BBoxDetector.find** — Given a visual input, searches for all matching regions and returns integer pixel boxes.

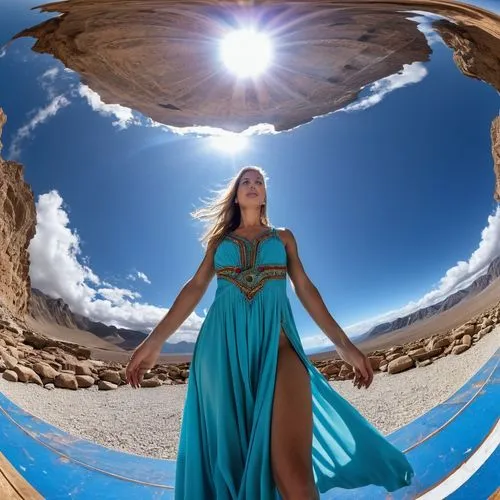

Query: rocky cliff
[13,0,500,133]
[433,19,500,202]
[493,117,500,202]
[14,0,500,199]
[0,109,37,317]
[14,0,436,132]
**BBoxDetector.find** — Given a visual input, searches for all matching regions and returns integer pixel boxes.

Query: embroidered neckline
[227,226,273,244]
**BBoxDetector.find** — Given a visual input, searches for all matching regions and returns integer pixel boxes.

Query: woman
[125,165,414,499]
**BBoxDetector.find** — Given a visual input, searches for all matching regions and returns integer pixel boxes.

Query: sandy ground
[1,326,498,461]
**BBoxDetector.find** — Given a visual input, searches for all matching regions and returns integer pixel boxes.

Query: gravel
[1,327,498,460]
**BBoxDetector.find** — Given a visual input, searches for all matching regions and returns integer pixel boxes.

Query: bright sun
[210,134,248,154]
[220,29,273,78]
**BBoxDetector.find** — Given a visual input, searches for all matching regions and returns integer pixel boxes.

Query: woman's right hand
[125,338,163,388]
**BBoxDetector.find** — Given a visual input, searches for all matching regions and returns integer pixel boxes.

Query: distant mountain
[29,288,196,354]
[364,254,500,339]
[28,254,500,351]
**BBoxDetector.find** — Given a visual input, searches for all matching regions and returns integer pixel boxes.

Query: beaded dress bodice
[214,226,287,302]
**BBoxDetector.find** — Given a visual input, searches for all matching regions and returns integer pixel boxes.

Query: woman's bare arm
[147,242,217,347]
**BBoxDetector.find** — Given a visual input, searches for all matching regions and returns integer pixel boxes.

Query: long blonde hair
[190,165,271,249]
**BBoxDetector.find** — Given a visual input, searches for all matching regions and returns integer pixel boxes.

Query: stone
[462,334,472,347]
[32,362,59,381]
[98,380,118,391]
[1,351,18,370]
[452,344,470,355]
[387,355,415,374]
[54,373,78,390]
[385,353,402,363]
[367,355,385,370]
[76,375,95,388]
[2,370,18,382]
[119,368,127,382]
[75,363,93,376]
[417,359,432,367]
[407,347,439,362]
[99,370,122,385]
[428,337,451,350]
[13,365,43,385]
[140,377,162,388]
[22,331,57,350]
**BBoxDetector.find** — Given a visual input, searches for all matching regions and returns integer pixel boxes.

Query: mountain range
[29,254,500,352]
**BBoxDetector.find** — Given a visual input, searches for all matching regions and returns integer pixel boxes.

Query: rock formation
[13,0,500,199]
[0,109,37,317]
[12,0,500,133]
[315,306,499,380]
[14,0,437,132]
[492,117,500,202]
[433,19,500,202]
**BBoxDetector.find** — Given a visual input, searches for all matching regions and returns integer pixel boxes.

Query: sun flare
[220,29,273,78]
[210,134,248,154]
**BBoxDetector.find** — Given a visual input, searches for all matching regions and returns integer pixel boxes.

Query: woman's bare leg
[270,329,319,500]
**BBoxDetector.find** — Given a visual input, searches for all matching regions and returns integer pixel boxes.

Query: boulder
[98,380,118,391]
[13,365,43,385]
[387,355,415,374]
[32,362,60,381]
[367,355,385,370]
[76,375,95,388]
[452,344,470,355]
[140,377,162,388]
[99,370,122,385]
[54,373,78,390]
[2,370,18,382]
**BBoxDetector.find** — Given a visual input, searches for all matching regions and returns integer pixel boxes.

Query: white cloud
[38,67,60,99]
[78,84,141,129]
[127,271,152,285]
[137,271,151,284]
[97,287,141,305]
[407,12,447,46]
[304,206,500,348]
[8,95,70,159]
[78,84,277,138]
[342,61,428,113]
[160,120,277,137]
[0,47,6,58]
[28,190,204,342]
[40,67,59,80]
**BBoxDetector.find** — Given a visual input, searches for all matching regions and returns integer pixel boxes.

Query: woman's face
[236,170,266,207]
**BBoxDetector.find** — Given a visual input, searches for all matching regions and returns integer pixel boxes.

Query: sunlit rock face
[492,117,500,202]
[434,18,500,94]
[14,0,437,132]
[432,17,500,201]
[11,1,500,196]
[0,109,36,317]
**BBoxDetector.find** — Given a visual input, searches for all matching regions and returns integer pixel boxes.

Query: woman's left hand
[336,342,374,389]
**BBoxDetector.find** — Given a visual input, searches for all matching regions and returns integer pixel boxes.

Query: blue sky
[1,1,499,354]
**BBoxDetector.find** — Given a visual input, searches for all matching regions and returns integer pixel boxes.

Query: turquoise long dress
[175,226,414,499]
